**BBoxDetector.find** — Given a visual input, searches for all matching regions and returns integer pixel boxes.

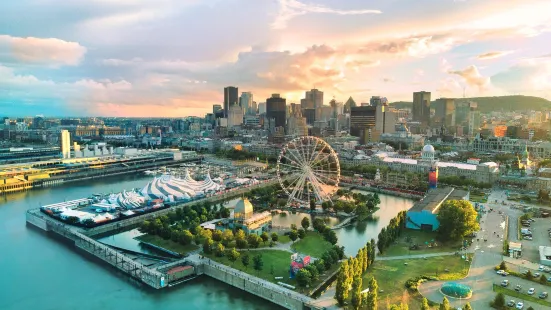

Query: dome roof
[234,198,253,215]
[423,144,435,153]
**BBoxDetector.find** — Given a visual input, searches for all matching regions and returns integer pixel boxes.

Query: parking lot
[520,218,551,262]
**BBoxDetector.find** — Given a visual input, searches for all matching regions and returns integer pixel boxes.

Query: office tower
[305,89,323,121]
[250,101,257,115]
[369,96,388,107]
[469,108,481,137]
[60,130,71,159]
[343,96,357,113]
[228,104,243,127]
[412,91,431,126]
[239,92,253,115]
[433,98,455,127]
[350,106,376,137]
[266,94,287,129]
[258,102,266,115]
[375,105,396,134]
[213,104,222,114]
[224,86,238,118]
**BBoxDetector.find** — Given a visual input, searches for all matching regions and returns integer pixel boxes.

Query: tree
[323,229,338,245]
[226,248,240,265]
[220,207,231,218]
[179,229,193,245]
[212,229,223,242]
[364,277,378,310]
[236,238,248,249]
[350,276,363,310]
[313,218,326,232]
[271,232,279,242]
[527,307,534,310]
[222,229,234,246]
[491,293,505,309]
[540,273,547,284]
[499,261,507,271]
[334,268,348,305]
[321,201,331,212]
[421,297,430,310]
[296,269,312,288]
[305,265,319,282]
[140,220,151,233]
[241,253,250,269]
[297,228,306,239]
[301,217,310,230]
[247,234,261,248]
[260,232,269,244]
[215,242,225,257]
[463,303,472,310]
[310,199,316,211]
[202,238,213,254]
[439,297,450,310]
[526,270,534,280]
[291,224,298,231]
[253,254,263,275]
[437,200,480,241]
[289,230,298,243]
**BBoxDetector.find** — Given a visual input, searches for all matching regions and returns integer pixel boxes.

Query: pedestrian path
[376,251,459,260]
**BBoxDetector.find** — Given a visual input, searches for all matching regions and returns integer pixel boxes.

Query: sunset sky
[1,0,550,117]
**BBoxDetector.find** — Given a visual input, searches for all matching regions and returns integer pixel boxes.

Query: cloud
[448,65,491,91]
[272,0,381,29]
[476,51,513,60]
[493,58,551,95]
[0,35,86,66]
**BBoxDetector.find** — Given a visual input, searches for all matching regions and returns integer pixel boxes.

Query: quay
[25,178,317,310]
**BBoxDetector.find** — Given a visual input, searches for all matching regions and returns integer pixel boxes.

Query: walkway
[376,252,458,261]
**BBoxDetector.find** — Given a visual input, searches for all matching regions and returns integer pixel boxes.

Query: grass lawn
[205,249,340,293]
[291,231,334,257]
[363,255,470,309]
[278,234,291,244]
[135,234,199,255]
[379,230,463,257]
[493,284,551,307]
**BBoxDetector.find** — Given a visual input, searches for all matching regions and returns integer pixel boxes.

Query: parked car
[528,288,535,295]
[497,270,506,275]
[507,300,515,307]
[524,236,533,240]
[516,302,524,309]
[539,292,548,299]
[539,265,545,271]
[501,280,509,287]
[515,284,522,291]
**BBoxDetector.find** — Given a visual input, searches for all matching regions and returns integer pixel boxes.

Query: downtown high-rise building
[60,129,71,159]
[412,91,431,126]
[266,94,287,129]
[258,102,266,115]
[305,89,323,121]
[239,92,253,115]
[433,98,455,128]
[224,86,238,118]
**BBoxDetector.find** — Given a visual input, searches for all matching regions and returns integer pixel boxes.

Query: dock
[25,177,318,310]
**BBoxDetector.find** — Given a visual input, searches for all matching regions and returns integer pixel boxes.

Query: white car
[539,265,545,271]
[528,288,535,295]
[535,272,541,277]
[497,270,506,275]
[516,302,524,309]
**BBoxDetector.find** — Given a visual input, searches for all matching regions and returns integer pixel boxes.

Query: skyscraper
[258,102,266,114]
[239,92,253,115]
[305,89,323,121]
[412,91,431,126]
[266,94,287,129]
[350,106,376,137]
[228,104,243,127]
[224,86,238,118]
[60,130,71,159]
[433,98,455,127]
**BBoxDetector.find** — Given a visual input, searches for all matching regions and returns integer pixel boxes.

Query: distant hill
[389,95,551,113]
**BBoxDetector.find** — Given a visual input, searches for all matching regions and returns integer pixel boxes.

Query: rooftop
[409,187,469,213]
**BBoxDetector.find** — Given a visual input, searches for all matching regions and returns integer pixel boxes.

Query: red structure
[289,253,311,278]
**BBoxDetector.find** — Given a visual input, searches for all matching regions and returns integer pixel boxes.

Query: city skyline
[1,0,551,117]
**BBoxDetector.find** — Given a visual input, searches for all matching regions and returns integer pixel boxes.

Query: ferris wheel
[276,136,340,205]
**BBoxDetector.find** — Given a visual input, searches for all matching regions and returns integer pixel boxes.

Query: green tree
[364,277,378,310]
[499,261,507,270]
[301,216,310,230]
[215,242,225,257]
[247,234,261,248]
[212,230,223,242]
[241,253,250,269]
[334,268,348,306]
[421,297,430,310]
[271,232,279,242]
[180,230,193,245]
[437,200,480,241]
[527,307,534,310]
[253,254,263,275]
[140,220,151,233]
[310,199,316,211]
[289,230,298,243]
[439,297,450,310]
[296,268,312,288]
[226,248,240,265]
[260,232,269,244]
[540,273,547,284]
[297,228,306,239]
[323,229,338,245]
[202,238,213,254]
[291,224,298,231]
[463,303,472,310]
[350,276,363,310]
[526,270,534,280]
[491,293,505,309]
[222,229,234,246]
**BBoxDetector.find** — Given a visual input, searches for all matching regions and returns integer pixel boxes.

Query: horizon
[1,0,550,117]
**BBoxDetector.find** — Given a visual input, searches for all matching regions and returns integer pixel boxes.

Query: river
[0,174,414,310]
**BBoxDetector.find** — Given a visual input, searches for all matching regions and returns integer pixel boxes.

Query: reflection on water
[272,211,340,229]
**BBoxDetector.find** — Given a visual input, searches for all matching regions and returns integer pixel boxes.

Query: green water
[0,174,414,310]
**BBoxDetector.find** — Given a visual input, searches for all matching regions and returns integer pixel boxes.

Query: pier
[25,177,317,310]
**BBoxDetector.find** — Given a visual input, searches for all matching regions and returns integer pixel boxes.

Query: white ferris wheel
[276,136,340,205]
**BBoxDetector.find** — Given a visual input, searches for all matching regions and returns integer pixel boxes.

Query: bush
[405,275,438,292]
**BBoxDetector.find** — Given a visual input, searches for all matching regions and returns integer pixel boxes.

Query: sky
[1,0,551,117]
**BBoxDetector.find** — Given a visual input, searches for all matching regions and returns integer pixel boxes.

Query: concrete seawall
[341,183,423,200]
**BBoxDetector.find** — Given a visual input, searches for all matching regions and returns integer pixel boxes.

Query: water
[0,174,280,310]
[272,211,340,229]
[0,174,414,310]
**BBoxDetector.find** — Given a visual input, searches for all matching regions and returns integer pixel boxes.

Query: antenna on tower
[463,86,467,98]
